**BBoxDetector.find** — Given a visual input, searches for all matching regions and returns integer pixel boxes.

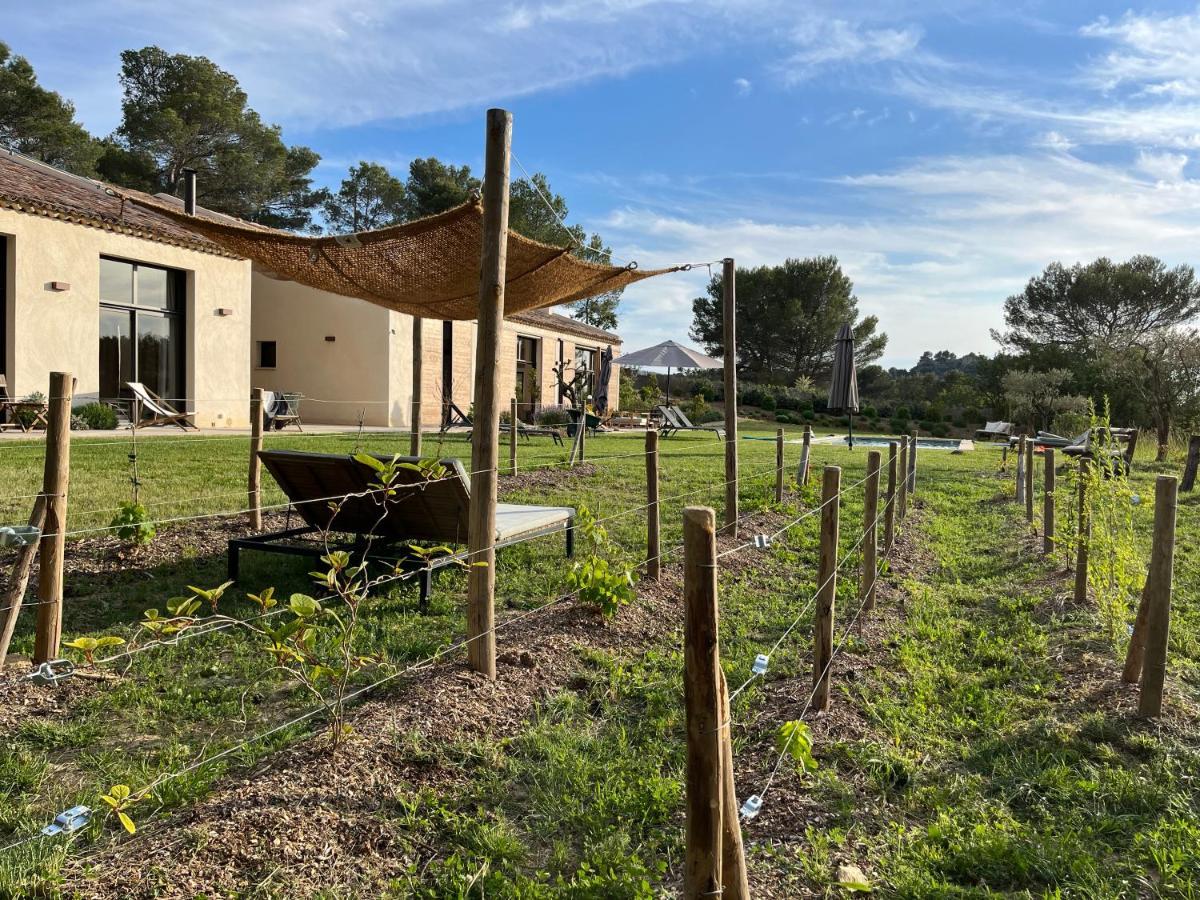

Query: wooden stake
[33,371,72,664]
[722,258,739,537]
[1074,458,1089,604]
[798,425,813,486]
[897,438,908,524]
[683,505,723,897]
[812,465,841,712]
[248,387,264,530]
[1122,573,1154,684]
[862,450,881,611]
[718,669,750,900]
[1181,434,1200,492]
[509,398,519,476]
[1138,475,1177,718]
[1025,437,1034,523]
[646,428,661,580]
[411,316,423,457]
[0,495,48,669]
[884,441,898,552]
[466,108,511,680]
[775,427,785,503]
[1043,447,1055,555]
[907,430,917,494]
[579,405,586,463]
[1016,436,1026,505]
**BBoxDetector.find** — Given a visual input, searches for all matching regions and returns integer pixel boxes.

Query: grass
[0,426,1197,896]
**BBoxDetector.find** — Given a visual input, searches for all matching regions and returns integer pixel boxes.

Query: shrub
[759,394,777,411]
[696,409,724,424]
[802,410,815,421]
[895,406,910,421]
[861,405,877,418]
[111,501,155,546]
[536,406,572,426]
[75,402,118,430]
[684,394,709,423]
[919,420,934,433]
[775,413,791,424]
[931,422,950,437]
[889,417,909,434]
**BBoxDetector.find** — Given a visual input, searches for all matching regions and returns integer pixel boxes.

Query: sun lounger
[656,405,726,440]
[1062,427,1139,474]
[975,421,1013,441]
[127,382,196,430]
[460,407,565,445]
[228,450,575,610]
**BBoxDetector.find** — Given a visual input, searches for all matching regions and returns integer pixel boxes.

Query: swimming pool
[743,435,972,451]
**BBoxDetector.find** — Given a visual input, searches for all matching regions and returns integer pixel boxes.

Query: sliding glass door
[98,257,185,404]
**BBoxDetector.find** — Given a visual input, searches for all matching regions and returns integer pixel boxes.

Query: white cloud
[779,19,923,84]
[1081,10,1200,99]
[1135,150,1188,183]
[733,77,752,96]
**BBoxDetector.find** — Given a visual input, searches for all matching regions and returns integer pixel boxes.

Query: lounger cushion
[495,503,574,542]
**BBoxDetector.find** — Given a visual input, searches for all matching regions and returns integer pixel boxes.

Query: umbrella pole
[666,367,671,407]
[849,413,854,450]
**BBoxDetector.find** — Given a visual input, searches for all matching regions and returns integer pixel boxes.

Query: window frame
[256,340,278,370]
[98,255,187,404]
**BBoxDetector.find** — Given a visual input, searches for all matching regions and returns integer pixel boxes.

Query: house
[0,150,621,429]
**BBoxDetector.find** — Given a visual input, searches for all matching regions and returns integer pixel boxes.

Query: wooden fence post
[718,670,750,900]
[907,430,917,494]
[683,505,723,897]
[1025,437,1035,524]
[798,425,813,486]
[862,450,881,611]
[813,465,841,712]
[33,371,73,664]
[1074,458,1089,604]
[646,429,661,580]
[465,108,511,680]
[1181,434,1200,492]
[722,258,739,537]
[411,316,423,457]
[1136,476,1177,717]
[775,427,785,503]
[896,438,908,524]
[1122,576,1154,685]
[1016,436,1026,505]
[1043,448,1055,555]
[248,387,264,530]
[884,441,898,552]
[509,398,519,476]
[579,406,587,463]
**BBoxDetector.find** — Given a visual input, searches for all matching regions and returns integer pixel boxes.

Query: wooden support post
[812,466,841,712]
[683,505,723,897]
[1074,458,1090,604]
[718,669,751,900]
[410,316,423,457]
[509,398,519,476]
[1025,437,1035,523]
[0,495,48,669]
[798,425,812,486]
[722,257,739,536]
[1138,475,1177,717]
[1181,434,1200,492]
[248,387,264,530]
[907,430,917,494]
[775,427,785,503]
[862,450,881,611]
[646,429,661,580]
[1043,448,1055,555]
[33,371,73,664]
[1122,575,1154,684]
[897,438,908,524]
[579,406,586,463]
[466,108,511,680]
[1016,436,1026,505]
[884,441,898,552]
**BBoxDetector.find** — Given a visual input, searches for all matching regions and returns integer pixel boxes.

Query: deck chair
[228,450,575,610]
[127,382,196,430]
[975,421,1013,441]
[657,405,726,440]
[266,391,303,431]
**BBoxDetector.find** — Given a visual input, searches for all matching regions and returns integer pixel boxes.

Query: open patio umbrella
[593,345,614,415]
[827,324,860,449]
[611,339,722,405]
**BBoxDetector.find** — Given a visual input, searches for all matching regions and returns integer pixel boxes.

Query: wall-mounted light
[324,336,336,342]
[46,281,70,292]
[215,308,234,317]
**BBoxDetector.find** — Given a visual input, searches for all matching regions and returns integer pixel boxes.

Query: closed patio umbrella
[612,339,723,405]
[593,345,614,415]
[827,324,860,448]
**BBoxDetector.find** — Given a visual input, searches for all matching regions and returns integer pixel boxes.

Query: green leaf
[63,637,99,652]
[289,593,322,618]
[117,810,137,834]
[353,452,387,472]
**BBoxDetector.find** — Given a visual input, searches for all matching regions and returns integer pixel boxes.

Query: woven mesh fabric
[128,195,674,319]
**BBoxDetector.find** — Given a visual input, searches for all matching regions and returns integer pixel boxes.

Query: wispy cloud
[733,76,752,96]
[777,19,923,85]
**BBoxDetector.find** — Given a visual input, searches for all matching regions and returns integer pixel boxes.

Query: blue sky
[10,1,1200,367]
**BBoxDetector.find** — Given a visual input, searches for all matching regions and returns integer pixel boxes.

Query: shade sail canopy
[612,340,722,369]
[126,195,676,320]
[827,324,860,414]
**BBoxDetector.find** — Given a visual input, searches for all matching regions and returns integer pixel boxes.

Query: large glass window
[574,345,598,402]
[98,257,185,403]
[515,335,541,420]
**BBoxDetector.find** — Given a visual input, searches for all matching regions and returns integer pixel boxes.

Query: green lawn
[0,426,1197,897]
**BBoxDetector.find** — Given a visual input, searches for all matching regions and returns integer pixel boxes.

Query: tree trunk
[1156,419,1170,462]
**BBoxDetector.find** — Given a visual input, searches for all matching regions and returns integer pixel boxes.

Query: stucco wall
[0,208,252,427]
[250,271,394,427]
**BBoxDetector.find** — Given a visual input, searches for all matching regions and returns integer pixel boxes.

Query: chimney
[183,168,197,215]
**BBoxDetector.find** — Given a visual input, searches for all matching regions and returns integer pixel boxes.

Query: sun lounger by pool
[228,450,575,609]
[656,405,726,440]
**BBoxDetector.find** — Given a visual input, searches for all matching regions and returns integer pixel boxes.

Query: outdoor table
[7,401,49,432]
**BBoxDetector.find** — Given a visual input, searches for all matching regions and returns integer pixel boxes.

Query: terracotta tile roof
[0,151,238,258]
[510,307,621,344]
